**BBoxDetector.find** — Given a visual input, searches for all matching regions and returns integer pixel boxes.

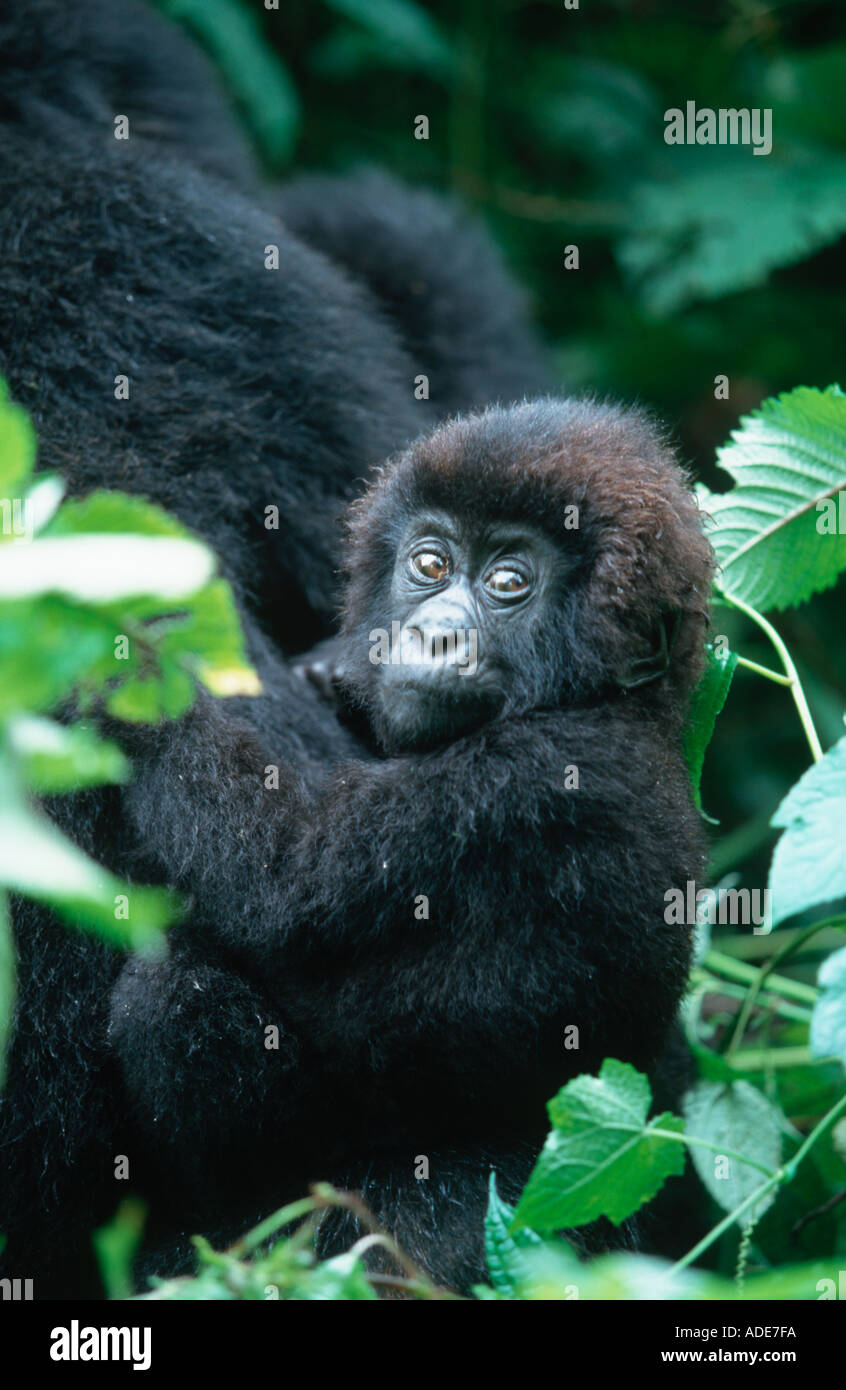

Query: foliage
[703,386,846,612]
[4,0,846,1301]
[512,1061,685,1233]
[0,382,257,1080]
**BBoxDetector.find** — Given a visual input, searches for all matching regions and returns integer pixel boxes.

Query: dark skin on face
[372,509,568,751]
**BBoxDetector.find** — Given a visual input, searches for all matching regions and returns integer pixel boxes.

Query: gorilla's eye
[410,547,451,583]
[484,564,531,600]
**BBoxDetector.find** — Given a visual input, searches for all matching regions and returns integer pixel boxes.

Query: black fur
[0,0,708,1298]
[0,0,552,1297]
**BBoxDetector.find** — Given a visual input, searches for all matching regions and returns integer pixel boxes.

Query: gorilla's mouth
[375,675,504,751]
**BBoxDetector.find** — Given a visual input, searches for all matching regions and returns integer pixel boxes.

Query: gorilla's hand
[291,636,349,708]
[108,945,302,1153]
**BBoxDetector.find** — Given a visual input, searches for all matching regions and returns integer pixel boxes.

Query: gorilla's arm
[110,702,699,1145]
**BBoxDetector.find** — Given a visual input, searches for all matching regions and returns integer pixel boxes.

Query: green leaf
[0,380,36,498]
[619,148,846,316]
[106,667,197,724]
[496,1241,583,1302]
[93,1200,147,1301]
[495,1250,841,1301]
[528,58,658,164]
[320,0,452,78]
[20,474,65,537]
[154,0,300,165]
[44,490,194,539]
[0,598,116,716]
[683,1081,782,1224]
[7,715,130,793]
[810,946,846,1068]
[0,534,215,602]
[684,643,738,813]
[0,756,175,949]
[511,1060,685,1234]
[154,578,260,698]
[484,1174,544,1299]
[706,385,846,612]
[289,1249,377,1301]
[769,735,846,926]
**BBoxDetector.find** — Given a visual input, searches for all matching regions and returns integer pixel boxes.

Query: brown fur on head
[341,397,714,727]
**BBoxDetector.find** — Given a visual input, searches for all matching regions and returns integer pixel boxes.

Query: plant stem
[723,1045,817,1070]
[650,1127,776,1178]
[669,1172,785,1274]
[689,969,812,1023]
[789,1089,846,1172]
[726,918,839,1057]
[736,655,792,685]
[705,949,818,1003]
[668,1091,846,1276]
[722,591,823,761]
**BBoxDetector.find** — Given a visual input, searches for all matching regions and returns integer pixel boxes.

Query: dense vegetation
[2,0,844,1298]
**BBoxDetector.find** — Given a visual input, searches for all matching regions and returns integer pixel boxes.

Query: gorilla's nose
[399,619,478,674]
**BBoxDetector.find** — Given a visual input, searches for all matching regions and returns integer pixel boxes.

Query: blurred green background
[158,0,846,911]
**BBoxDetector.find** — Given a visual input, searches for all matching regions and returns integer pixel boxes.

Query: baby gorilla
[109,397,714,1292]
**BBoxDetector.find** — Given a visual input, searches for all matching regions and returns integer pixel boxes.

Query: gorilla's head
[340,398,713,753]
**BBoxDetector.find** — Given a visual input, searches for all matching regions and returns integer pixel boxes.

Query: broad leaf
[810,946,846,1069]
[511,1060,685,1234]
[620,150,846,315]
[683,1081,782,1224]
[0,757,175,949]
[706,386,846,611]
[7,715,130,793]
[769,735,846,926]
[0,534,215,602]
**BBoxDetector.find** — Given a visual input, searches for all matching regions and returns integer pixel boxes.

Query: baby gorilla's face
[366,510,567,752]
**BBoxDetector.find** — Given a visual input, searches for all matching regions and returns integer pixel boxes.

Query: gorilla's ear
[616,610,682,690]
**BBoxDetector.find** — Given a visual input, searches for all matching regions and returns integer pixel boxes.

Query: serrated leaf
[682,1081,782,1224]
[7,714,130,792]
[684,643,738,812]
[769,735,846,926]
[511,1060,685,1234]
[810,945,846,1068]
[484,1174,544,1299]
[706,385,846,611]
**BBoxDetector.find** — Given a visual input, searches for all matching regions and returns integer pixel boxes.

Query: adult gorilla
[0,0,551,1296]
